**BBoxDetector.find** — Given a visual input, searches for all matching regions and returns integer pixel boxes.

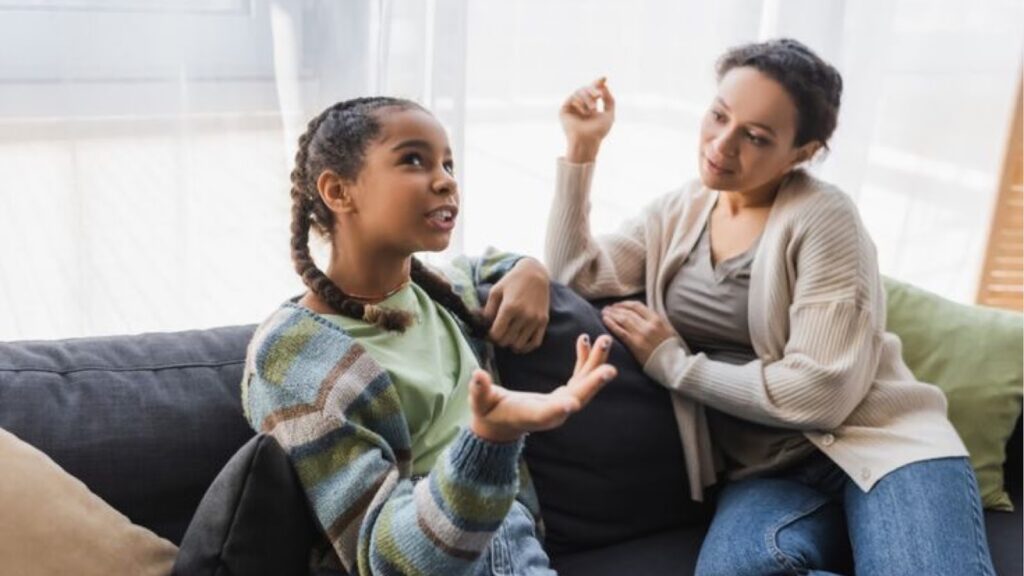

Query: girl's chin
[419,235,452,252]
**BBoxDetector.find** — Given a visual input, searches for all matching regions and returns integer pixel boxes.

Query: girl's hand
[469,334,617,443]
[601,301,675,366]
[560,77,616,163]
[484,258,551,354]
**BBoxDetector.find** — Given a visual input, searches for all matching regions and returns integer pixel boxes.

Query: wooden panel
[978,76,1024,311]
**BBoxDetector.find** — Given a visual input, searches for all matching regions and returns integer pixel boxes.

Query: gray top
[664,220,815,480]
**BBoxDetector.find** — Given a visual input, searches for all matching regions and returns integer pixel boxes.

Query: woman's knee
[846,457,995,576]
[696,480,846,576]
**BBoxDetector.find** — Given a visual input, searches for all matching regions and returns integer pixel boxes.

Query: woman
[546,39,995,575]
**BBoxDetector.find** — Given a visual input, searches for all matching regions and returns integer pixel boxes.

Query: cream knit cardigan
[545,159,967,501]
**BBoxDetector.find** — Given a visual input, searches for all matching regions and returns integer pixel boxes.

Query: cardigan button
[860,468,872,481]
[821,433,835,446]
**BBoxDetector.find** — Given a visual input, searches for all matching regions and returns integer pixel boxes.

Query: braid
[288,98,418,332]
[410,258,491,338]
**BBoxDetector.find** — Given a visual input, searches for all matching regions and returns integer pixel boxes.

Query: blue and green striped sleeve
[241,306,524,576]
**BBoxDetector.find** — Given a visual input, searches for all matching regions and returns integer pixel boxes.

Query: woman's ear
[788,141,822,171]
[317,170,357,214]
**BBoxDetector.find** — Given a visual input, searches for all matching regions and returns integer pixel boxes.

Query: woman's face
[698,66,818,195]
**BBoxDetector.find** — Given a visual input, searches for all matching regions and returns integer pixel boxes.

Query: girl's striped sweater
[241,251,542,576]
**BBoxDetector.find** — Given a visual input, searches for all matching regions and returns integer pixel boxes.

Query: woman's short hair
[717,38,843,148]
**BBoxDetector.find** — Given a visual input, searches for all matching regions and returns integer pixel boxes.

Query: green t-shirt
[325,283,479,476]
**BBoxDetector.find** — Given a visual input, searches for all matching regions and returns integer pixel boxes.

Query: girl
[548,39,996,575]
[242,97,617,576]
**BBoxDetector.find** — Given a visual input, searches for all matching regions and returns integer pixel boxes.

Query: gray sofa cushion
[0,325,257,544]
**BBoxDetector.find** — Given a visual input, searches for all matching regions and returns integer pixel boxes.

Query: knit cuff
[643,337,690,387]
[555,158,596,205]
[557,157,596,168]
[447,427,524,486]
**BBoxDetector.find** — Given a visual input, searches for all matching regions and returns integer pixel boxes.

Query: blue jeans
[472,501,557,576]
[696,454,996,576]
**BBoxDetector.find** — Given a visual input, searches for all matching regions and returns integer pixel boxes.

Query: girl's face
[338,108,459,256]
[698,66,817,195]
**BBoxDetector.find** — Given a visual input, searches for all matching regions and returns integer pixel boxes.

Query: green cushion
[884,277,1023,510]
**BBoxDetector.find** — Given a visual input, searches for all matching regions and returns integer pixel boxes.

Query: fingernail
[600,339,611,349]
[582,334,590,345]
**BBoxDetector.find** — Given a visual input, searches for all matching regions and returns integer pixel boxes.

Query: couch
[0,282,1020,575]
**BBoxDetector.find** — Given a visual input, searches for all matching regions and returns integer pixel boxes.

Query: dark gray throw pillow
[482,283,713,555]
[173,433,321,576]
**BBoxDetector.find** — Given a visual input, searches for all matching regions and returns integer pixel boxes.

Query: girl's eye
[402,153,424,167]
[443,161,455,175]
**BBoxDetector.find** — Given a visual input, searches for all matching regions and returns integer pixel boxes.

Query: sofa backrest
[0,325,257,545]
[1,308,1020,550]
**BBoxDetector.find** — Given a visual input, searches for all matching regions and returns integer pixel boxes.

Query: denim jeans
[695,454,996,576]
[472,500,557,576]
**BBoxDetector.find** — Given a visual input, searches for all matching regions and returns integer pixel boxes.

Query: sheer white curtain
[458,0,1023,307]
[0,0,411,340]
[1,0,1020,340]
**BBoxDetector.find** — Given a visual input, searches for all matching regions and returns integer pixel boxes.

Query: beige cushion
[0,427,177,576]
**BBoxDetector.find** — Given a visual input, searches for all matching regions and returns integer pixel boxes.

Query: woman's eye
[746,132,768,146]
[710,110,725,122]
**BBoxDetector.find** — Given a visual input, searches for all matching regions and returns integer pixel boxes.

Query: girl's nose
[430,169,458,195]
[433,171,457,196]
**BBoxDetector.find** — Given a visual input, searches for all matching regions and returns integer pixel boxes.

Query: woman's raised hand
[469,334,617,443]
[559,77,615,163]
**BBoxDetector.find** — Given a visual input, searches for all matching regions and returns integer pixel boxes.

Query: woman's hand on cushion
[560,77,615,163]
[601,301,675,366]
[469,334,617,443]
[484,258,551,354]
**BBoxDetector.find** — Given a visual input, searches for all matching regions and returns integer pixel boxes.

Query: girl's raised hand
[468,334,617,443]
[560,77,616,163]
